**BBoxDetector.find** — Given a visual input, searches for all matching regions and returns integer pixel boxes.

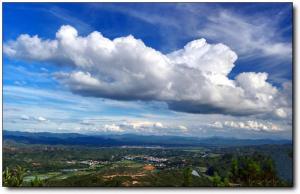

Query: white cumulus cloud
[178,125,188,132]
[20,115,30,120]
[103,124,124,132]
[124,121,164,130]
[210,120,283,132]
[36,116,47,122]
[4,25,291,117]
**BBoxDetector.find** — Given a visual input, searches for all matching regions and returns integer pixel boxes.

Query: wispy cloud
[198,9,292,61]
[45,5,93,34]
[90,3,181,29]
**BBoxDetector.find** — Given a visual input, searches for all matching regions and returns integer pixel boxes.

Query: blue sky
[3,3,293,139]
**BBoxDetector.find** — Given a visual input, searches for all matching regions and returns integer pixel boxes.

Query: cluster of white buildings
[124,155,168,163]
[66,160,109,167]
[144,156,167,162]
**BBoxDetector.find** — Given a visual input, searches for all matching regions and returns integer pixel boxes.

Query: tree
[211,172,229,187]
[3,166,27,187]
[262,158,276,186]
[228,155,284,187]
[247,160,261,186]
[206,166,215,176]
[230,158,239,182]
[3,167,12,186]
[212,172,222,186]
[182,167,192,186]
[223,177,230,186]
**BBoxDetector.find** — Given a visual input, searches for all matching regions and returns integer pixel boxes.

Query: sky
[3,3,293,139]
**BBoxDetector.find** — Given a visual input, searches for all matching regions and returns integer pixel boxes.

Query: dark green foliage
[3,166,26,187]
[46,173,105,187]
[206,166,215,176]
[228,155,290,186]
[30,176,44,187]
[103,177,123,187]
[182,167,192,186]
[210,172,229,187]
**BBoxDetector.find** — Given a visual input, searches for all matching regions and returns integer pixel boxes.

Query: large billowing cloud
[4,25,291,117]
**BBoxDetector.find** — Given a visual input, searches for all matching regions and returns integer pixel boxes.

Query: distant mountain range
[3,130,292,147]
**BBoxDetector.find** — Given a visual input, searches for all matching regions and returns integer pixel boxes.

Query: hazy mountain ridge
[3,130,292,147]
